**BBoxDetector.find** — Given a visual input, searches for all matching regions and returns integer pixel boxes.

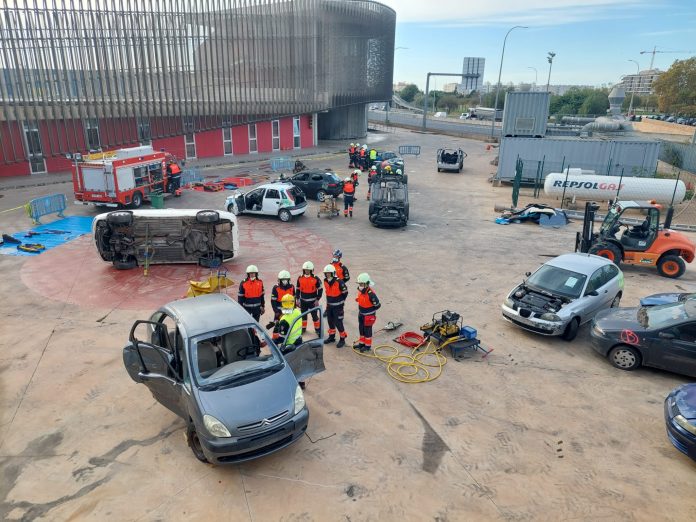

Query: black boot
[336,337,346,348]
[324,334,336,344]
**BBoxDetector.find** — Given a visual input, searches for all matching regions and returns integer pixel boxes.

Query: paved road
[369,109,500,137]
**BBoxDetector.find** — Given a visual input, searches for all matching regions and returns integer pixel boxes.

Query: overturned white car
[93,209,239,269]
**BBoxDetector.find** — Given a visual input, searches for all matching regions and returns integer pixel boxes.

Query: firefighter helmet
[280,293,295,309]
[357,273,371,284]
[302,261,314,271]
[344,177,351,183]
[246,265,258,274]
[278,270,291,280]
[396,169,402,175]
[332,249,342,259]
[324,264,336,275]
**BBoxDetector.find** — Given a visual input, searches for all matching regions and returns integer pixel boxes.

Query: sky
[380,0,696,89]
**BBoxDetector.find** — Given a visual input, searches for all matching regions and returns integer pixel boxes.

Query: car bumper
[501,304,566,336]
[589,329,615,357]
[664,397,696,462]
[287,204,307,216]
[200,408,309,464]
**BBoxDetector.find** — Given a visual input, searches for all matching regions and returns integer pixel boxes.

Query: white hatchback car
[225,182,308,222]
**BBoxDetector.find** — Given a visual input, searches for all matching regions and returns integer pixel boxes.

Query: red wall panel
[195,128,224,158]
[232,125,249,155]
[279,117,294,150]
[0,161,30,177]
[152,136,185,161]
[0,121,26,165]
[300,114,314,148]
[256,121,272,153]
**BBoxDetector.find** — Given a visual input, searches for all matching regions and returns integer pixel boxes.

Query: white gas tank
[544,173,685,204]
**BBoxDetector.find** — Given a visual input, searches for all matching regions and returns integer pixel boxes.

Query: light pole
[490,25,528,138]
[627,59,640,116]
[545,52,556,93]
[387,47,409,124]
[527,67,538,90]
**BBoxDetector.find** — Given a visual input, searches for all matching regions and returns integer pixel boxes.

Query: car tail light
[328,183,337,188]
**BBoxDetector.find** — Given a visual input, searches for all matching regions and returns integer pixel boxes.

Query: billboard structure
[457,57,485,95]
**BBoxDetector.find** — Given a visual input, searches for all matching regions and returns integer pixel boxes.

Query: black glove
[265,321,276,329]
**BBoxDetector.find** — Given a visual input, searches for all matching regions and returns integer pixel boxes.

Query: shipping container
[495,136,661,181]
[502,92,550,138]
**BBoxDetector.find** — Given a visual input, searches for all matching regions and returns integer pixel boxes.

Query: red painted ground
[20,219,332,310]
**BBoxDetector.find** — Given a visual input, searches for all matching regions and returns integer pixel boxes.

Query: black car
[590,300,696,377]
[288,170,343,201]
[374,151,404,172]
[664,384,696,462]
[369,175,409,228]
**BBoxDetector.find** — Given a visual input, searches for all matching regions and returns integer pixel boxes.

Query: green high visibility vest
[279,308,303,346]
[369,149,377,160]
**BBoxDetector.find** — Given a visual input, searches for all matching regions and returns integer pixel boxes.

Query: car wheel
[186,423,209,463]
[562,318,580,341]
[608,344,642,371]
[113,257,137,270]
[106,210,133,226]
[196,210,220,224]
[437,168,441,172]
[130,191,143,209]
[402,174,408,184]
[278,209,292,222]
[588,242,622,265]
[657,255,685,278]
[316,190,326,202]
[610,293,622,308]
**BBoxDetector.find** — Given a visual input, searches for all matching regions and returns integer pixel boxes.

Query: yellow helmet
[280,293,295,308]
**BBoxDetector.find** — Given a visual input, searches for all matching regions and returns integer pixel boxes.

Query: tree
[653,57,696,116]
[579,91,609,115]
[399,84,419,103]
[437,94,463,112]
[622,94,642,111]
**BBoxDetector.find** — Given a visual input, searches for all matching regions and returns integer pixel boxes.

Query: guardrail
[27,193,66,224]
[398,145,421,156]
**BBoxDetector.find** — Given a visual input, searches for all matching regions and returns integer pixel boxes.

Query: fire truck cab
[72,146,181,208]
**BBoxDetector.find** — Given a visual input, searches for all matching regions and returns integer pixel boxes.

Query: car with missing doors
[502,253,624,341]
[225,182,307,222]
[93,209,239,270]
[123,293,325,464]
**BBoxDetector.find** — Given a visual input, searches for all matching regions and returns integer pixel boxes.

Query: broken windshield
[639,300,696,329]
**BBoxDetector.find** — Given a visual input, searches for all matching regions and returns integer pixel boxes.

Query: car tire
[316,190,326,202]
[113,257,137,270]
[196,210,220,224]
[278,209,292,222]
[588,242,622,265]
[131,191,143,209]
[437,168,441,172]
[186,423,209,464]
[608,344,642,371]
[657,255,685,278]
[610,292,622,308]
[402,174,408,184]
[562,318,580,341]
[106,210,133,226]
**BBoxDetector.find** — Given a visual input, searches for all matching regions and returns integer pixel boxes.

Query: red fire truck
[72,146,182,208]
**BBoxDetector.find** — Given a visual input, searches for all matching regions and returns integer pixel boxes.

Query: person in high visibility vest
[330,249,350,282]
[343,177,355,218]
[347,143,356,168]
[354,273,380,353]
[297,261,323,333]
[269,269,295,325]
[272,294,303,348]
[369,148,377,168]
[238,265,265,321]
[323,265,348,348]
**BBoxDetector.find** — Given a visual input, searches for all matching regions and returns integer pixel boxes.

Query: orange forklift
[576,201,695,278]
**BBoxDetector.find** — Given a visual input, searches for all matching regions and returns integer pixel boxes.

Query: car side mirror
[659,332,675,339]
[525,271,531,277]
[586,290,599,297]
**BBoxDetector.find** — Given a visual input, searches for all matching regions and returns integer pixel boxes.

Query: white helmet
[302,261,314,271]
[353,169,361,175]
[278,270,291,280]
[350,142,355,147]
[246,265,258,274]
[323,264,336,274]
[344,177,351,183]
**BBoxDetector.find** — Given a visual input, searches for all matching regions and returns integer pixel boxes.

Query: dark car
[122,293,325,465]
[664,384,696,462]
[374,151,404,172]
[369,176,409,227]
[590,300,696,377]
[288,170,343,201]
[640,292,696,307]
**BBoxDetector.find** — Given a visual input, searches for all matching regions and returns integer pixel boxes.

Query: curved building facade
[0,0,395,175]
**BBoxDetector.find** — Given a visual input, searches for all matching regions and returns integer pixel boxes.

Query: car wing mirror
[659,332,675,339]
[525,271,531,277]
[586,290,599,297]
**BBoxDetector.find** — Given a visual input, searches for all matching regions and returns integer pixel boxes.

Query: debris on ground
[495,203,570,228]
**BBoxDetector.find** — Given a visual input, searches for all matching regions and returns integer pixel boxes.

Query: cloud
[380,0,653,25]
[639,28,696,36]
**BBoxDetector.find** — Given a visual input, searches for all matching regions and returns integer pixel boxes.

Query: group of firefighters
[237,250,380,353]
[347,143,378,171]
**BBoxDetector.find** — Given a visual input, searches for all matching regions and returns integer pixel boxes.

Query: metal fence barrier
[180,168,203,186]
[27,193,66,224]
[398,145,421,156]
[270,158,295,171]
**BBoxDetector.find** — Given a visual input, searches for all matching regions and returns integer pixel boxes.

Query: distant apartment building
[393,81,412,92]
[457,57,485,94]
[442,83,458,93]
[618,69,662,94]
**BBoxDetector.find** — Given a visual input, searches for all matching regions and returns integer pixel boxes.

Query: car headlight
[674,414,696,435]
[294,385,306,415]
[503,298,514,308]
[203,414,231,438]
[592,323,605,336]
[540,313,561,322]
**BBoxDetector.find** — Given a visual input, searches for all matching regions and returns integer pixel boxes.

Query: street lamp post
[527,67,538,89]
[387,47,409,124]
[628,59,640,116]
[490,25,528,139]
[545,52,556,93]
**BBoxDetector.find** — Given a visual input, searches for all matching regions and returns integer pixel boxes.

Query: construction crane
[640,46,694,69]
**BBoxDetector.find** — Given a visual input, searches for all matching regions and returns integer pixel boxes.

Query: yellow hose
[352,337,456,383]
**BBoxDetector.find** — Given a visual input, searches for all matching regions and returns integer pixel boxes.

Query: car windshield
[639,300,696,329]
[375,182,405,202]
[190,324,283,388]
[526,264,587,299]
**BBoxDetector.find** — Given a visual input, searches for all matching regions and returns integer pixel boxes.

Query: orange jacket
[331,261,350,282]
[344,182,355,195]
[271,283,295,310]
[356,287,380,315]
[324,278,348,306]
[238,278,264,308]
[297,274,323,301]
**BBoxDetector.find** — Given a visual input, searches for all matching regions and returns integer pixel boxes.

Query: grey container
[495,136,661,181]
[502,92,551,138]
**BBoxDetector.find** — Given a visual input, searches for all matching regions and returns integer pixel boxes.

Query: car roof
[162,294,251,338]
[258,182,294,189]
[545,253,612,275]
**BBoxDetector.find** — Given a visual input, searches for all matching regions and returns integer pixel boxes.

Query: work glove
[265,321,276,329]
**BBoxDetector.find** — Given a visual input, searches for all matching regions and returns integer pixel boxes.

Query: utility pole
[627,60,639,115]
[490,25,528,139]
[545,52,556,93]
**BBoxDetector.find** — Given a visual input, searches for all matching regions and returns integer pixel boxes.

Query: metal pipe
[490,26,527,139]
[421,72,465,130]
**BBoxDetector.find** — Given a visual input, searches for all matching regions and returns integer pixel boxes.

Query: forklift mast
[576,201,600,253]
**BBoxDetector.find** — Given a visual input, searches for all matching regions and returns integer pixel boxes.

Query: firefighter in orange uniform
[323,265,348,348]
[347,143,356,168]
[354,273,380,353]
[343,177,355,218]
[238,265,265,321]
[297,261,323,333]
[269,270,295,325]
[330,249,350,282]
[166,161,182,192]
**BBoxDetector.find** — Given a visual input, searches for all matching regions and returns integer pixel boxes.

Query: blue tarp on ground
[0,216,93,257]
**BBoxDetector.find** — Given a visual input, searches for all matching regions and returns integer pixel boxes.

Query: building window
[272,120,280,151]
[293,117,300,149]
[249,124,257,153]
[223,127,233,156]
[137,118,151,145]
[185,133,196,159]
[84,118,101,151]
[23,122,46,174]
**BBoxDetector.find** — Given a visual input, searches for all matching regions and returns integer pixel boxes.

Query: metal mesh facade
[0,0,395,163]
